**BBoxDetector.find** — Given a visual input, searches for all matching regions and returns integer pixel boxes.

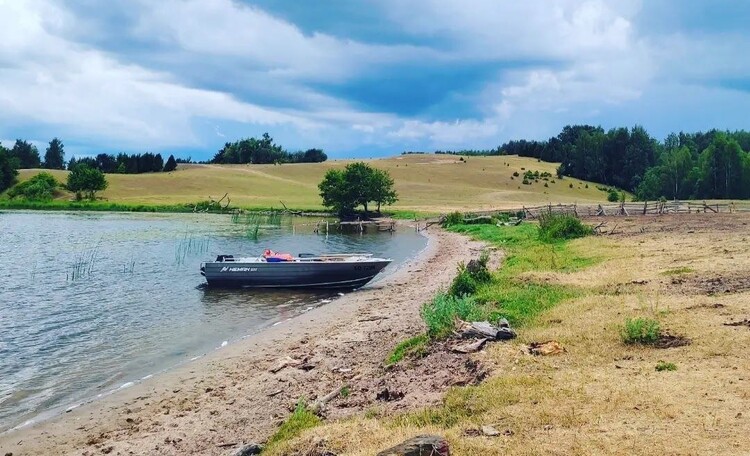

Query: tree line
[69,152,177,174]
[497,126,750,200]
[211,133,327,164]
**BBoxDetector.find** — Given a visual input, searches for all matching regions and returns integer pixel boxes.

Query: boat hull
[201,260,391,289]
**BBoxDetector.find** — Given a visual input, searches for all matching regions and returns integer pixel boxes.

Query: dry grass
[266,214,750,455]
[16,154,607,212]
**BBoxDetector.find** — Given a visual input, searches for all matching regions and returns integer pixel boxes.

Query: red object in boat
[263,249,293,262]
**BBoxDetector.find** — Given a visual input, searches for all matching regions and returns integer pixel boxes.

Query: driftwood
[310,386,345,415]
[269,356,302,373]
[457,320,516,340]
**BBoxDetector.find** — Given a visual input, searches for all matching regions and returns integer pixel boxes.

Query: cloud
[1,0,749,158]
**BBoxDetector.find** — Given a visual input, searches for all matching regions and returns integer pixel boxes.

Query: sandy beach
[0,227,482,456]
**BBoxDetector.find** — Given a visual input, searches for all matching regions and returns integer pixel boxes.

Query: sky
[1,0,750,160]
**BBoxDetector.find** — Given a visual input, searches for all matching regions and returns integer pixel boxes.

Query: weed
[386,334,429,365]
[340,386,351,398]
[621,318,661,345]
[655,361,677,372]
[265,400,321,449]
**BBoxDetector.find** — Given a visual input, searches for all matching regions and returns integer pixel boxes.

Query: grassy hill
[14,154,612,213]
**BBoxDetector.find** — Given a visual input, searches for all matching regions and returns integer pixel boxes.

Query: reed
[174,231,211,266]
[67,243,101,281]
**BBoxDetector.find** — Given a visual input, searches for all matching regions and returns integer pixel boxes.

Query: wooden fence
[465,201,750,220]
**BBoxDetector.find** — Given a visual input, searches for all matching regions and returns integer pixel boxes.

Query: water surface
[0,211,426,431]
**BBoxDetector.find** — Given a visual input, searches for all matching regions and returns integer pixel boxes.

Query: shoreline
[0,225,480,455]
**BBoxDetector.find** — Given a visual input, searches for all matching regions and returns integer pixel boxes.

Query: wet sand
[0,227,482,456]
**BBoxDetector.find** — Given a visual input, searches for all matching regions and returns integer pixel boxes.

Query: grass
[264,400,321,451]
[621,317,661,345]
[655,361,677,372]
[13,155,609,213]
[388,222,594,364]
[269,214,750,455]
[386,334,429,366]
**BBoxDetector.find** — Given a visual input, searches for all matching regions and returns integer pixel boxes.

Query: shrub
[621,318,661,345]
[421,293,481,338]
[450,263,478,296]
[512,171,520,177]
[449,252,491,296]
[7,172,59,200]
[569,183,573,189]
[537,213,593,243]
[442,211,464,227]
[522,178,531,185]
[607,190,619,202]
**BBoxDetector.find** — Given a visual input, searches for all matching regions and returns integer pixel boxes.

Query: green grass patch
[660,267,694,275]
[655,361,677,372]
[265,400,321,450]
[621,318,661,345]
[442,223,595,327]
[386,334,429,366]
[421,294,484,339]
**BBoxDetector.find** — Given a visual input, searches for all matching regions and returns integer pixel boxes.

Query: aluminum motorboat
[200,250,392,289]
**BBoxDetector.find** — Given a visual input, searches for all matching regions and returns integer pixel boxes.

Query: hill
[15,154,612,213]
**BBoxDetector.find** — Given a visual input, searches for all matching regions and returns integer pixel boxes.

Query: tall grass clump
[621,317,661,345]
[537,212,593,243]
[421,293,483,339]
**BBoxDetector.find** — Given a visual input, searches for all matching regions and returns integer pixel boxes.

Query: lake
[0,211,427,432]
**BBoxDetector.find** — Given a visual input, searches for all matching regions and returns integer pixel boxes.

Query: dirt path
[0,228,483,456]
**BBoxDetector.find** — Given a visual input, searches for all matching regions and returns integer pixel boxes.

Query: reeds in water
[174,231,211,266]
[67,244,101,281]
[231,212,286,240]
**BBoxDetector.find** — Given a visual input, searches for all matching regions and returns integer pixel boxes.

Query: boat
[200,249,392,289]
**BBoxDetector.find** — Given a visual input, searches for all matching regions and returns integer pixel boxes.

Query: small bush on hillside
[537,213,593,242]
[442,211,464,227]
[8,172,59,201]
[621,318,661,345]
[607,189,619,202]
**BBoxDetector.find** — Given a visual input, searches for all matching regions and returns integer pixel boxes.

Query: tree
[163,154,177,172]
[67,156,77,170]
[66,164,108,200]
[10,139,41,169]
[43,138,65,169]
[319,169,353,215]
[370,168,398,212]
[318,162,398,216]
[0,145,18,192]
